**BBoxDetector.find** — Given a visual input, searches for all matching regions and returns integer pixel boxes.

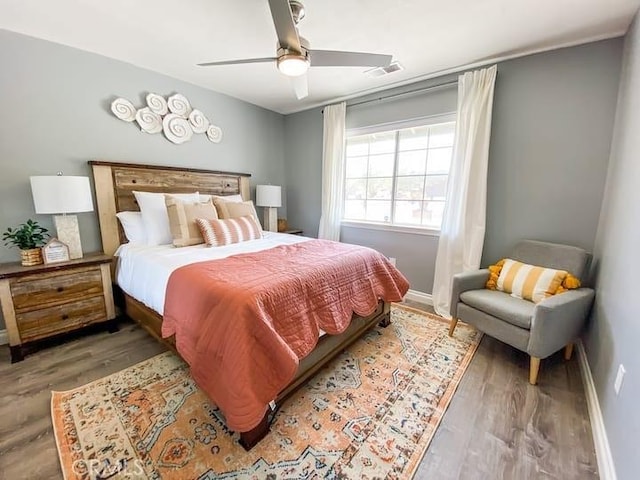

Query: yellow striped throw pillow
[496,258,568,303]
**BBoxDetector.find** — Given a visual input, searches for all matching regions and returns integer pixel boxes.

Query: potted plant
[2,219,49,266]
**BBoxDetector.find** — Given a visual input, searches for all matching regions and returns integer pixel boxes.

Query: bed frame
[88,160,391,449]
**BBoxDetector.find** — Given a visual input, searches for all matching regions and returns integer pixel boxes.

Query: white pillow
[116,211,146,244]
[133,191,200,245]
[200,193,244,203]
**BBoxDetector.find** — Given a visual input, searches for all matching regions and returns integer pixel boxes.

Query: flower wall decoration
[110,93,222,145]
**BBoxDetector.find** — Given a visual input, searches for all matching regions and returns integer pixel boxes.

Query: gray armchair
[448,240,595,385]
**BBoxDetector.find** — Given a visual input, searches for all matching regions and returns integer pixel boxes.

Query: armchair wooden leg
[448,318,459,337]
[529,357,541,385]
[564,343,574,361]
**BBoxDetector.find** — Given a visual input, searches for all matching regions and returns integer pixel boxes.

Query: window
[343,119,455,231]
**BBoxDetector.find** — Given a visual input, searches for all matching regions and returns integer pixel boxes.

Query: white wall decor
[135,107,163,134]
[109,93,220,145]
[163,113,193,144]
[189,109,210,134]
[167,94,192,118]
[110,98,136,122]
[146,93,168,115]
[206,125,223,143]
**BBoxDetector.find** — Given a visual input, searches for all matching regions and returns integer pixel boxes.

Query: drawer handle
[57,287,64,293]
[62,314,69,320]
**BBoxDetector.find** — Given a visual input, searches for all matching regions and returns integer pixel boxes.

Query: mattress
[115,231,310,315]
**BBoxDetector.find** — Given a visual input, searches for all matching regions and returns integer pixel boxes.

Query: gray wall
[346,78,457,130]
[585,13,640,480]
[483,39,622,265]
[0,30,285,329]
[284,39,623,295]
[283,107,323,238]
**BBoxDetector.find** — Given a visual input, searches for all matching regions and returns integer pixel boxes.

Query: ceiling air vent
[365,61,404,78]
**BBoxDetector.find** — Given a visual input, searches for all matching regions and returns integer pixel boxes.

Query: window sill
[341,220,440,236]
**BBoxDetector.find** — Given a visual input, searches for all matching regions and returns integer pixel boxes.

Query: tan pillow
[226,200,260,222]
[213,196,243,218]
[196,216,263,247]
[165,197,218,247]
[215,198,260,221]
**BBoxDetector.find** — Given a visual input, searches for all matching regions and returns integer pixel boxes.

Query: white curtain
[433,65,498,318]
[318,101,347,241]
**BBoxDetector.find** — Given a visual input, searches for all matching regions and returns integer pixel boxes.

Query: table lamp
[30,174,94,259]
[256,185,281,232]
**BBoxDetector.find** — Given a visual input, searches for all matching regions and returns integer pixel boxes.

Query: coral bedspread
[162,239,409,432]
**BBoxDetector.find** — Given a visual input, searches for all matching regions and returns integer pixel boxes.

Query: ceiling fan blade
[309,50,392,68]
[197,57,277,67]
[268,0,302,52]
[290,74,309,99]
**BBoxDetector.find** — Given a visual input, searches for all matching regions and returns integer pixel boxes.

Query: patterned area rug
[52,305,480,479]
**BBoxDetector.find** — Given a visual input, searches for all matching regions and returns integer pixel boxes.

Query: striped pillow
[196,216,262,247]
[496,258,568,303]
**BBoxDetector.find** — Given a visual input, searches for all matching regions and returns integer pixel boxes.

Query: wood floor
[0,302,598,479]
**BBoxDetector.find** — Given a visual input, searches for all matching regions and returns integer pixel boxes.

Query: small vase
[20,248,43,267]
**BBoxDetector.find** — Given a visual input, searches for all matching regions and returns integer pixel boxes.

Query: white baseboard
[0,329,7,346]
[403,289,433,306]
[577,341,617,480]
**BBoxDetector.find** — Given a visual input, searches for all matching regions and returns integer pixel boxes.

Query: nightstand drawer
[10,266,104,313]
[16,295,107,342]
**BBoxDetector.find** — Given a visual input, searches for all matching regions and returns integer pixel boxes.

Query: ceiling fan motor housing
[276,34,310,76]
[289,0,305,24]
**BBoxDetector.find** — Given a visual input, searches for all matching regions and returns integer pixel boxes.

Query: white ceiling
[2,0,639,114]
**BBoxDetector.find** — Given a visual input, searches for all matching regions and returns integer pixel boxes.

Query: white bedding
[115,231,310,315]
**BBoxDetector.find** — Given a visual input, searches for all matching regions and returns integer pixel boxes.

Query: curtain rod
[346,79,458,109]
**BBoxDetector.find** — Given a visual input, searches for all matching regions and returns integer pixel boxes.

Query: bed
[89,160,408,449]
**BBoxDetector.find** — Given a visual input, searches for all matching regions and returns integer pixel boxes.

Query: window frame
[342,113,456,234]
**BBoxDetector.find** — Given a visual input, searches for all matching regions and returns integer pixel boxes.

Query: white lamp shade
[256,185,282,207]
[30,176,94,214]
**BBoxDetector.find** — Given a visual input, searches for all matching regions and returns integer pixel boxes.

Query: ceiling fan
[197,0,393,100]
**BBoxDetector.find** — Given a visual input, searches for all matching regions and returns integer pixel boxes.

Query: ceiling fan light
[277,55,309,77]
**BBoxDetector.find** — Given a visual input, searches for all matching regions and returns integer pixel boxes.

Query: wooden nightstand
[283,229,304,236]
[0,253,116,363]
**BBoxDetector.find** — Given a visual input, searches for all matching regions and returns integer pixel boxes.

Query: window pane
[399,126,429,150]
[396,176,425,200]
[426,147,452,174]
[367,177,393,199]
[344,200,365,220]
[427,147,453,174]
[365,200,391,222]
[425,175,448,200]
[397,150,427,175]
[394,200,422,225]
[368,154,395,177]
[346,136,369,156]
[369,132,396,154]
[343,121,455,230]
[429,123,455,147]
[345,178,366,200]
[345,156,368,178]
[422,201,445,228]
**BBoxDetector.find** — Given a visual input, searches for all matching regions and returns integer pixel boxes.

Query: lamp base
[262,207,278,233]
[54,215,83,259]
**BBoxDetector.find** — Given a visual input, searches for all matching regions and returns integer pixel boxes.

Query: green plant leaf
[2,219,50,249]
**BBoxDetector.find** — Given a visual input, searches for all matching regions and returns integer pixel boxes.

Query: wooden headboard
[89,161,251,256]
